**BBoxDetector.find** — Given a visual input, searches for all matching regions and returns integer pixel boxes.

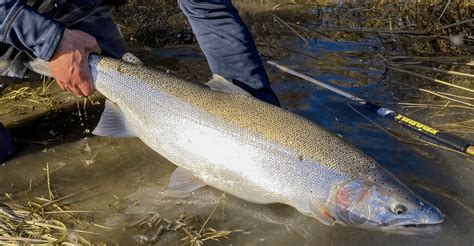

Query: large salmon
[30,55,444,231]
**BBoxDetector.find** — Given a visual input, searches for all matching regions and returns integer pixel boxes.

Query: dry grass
[0,78,58,114]
[265,0,473,129]
[127,194,238,246]
[0,164,106,245]
[0,164,237,245]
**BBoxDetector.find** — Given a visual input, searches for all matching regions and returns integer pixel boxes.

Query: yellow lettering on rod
[394,114,440,135]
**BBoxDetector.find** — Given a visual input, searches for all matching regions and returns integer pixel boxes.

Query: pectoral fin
[167,167,207,192]
[92,100,136,137]
[205,74,251,96]
[308,201,336,225]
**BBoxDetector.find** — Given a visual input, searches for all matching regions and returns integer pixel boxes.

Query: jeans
[178,0,279,106]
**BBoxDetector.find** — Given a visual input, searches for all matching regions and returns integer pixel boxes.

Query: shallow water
[1,2,474,245]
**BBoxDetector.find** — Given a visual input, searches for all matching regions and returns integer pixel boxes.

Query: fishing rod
[267,61,474,156]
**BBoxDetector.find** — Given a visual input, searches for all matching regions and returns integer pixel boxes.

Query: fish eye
[391,204,406,215]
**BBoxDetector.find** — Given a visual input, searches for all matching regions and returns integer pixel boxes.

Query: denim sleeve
[0,1,64,60]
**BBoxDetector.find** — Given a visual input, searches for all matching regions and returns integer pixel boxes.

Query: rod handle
[382,111,472,155]
[435,132,472,154]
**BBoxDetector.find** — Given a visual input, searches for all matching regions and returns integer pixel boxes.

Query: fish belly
[93,58,351,211]
[128,97,347,211]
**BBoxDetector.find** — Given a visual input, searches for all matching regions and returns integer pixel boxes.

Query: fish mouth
[382,223,443,236]
[348,220,444,236]
[337,209,444,232]
[402,224,432,228]
[383,208,445,229]
[348,218,443,229]
[378,216,444,235]
[394,221,443,228]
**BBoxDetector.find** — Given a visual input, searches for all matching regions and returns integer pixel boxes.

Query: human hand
[48,28,101,96]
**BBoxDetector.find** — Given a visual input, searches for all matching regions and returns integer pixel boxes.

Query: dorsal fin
[92,100,136,137]
[205,74,250,96]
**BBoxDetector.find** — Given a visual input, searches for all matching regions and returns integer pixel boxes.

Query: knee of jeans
[177,0,192,16]
[178,0,232,18]
[178,0,202,18]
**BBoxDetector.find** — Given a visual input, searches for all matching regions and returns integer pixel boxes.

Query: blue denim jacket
[0,1,64,60]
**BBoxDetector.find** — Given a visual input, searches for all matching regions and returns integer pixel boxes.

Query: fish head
[329,171,444,230]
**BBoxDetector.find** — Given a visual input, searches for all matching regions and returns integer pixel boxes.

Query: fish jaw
[327,174,444,230]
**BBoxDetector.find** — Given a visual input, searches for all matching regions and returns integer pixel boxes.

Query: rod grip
[435,132,472,153]
[384,112,472,154]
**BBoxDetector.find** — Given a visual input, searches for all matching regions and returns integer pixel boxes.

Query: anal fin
[167,167,207,192]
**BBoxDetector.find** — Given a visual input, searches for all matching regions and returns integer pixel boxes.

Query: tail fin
[23,58,52,77]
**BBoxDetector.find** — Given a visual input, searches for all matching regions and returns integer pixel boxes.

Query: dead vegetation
[0,163,109,245]
[0,163,236,245]
[0,78,58,114]
[245,0,473,136]
[128,194,237,246]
